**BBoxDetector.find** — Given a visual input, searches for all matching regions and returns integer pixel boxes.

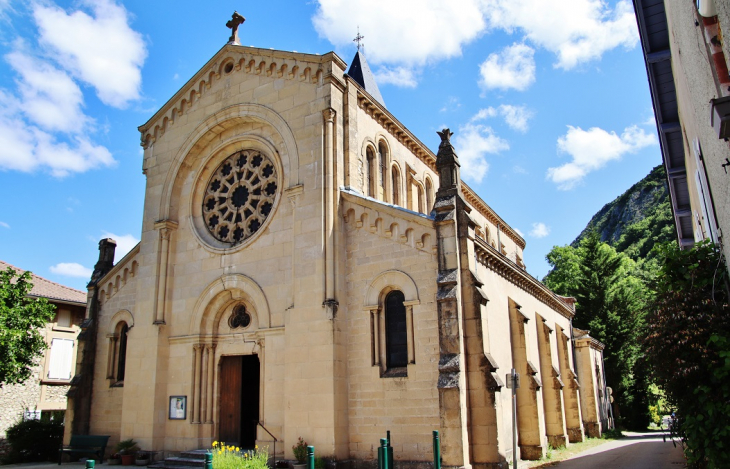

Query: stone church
[65,14,611,468]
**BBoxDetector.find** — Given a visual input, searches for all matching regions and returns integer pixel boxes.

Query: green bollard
[205,452,213,469]
[386,431,393,469]
[86,460,95,469]
[378,438,389,469]
[432,431,440,469]
[307,446,315,469]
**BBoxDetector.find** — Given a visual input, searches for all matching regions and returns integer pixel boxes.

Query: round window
[202,150,278,245]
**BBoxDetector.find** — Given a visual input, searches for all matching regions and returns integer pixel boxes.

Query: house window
[385,290,408,369]
[47,338,74,380]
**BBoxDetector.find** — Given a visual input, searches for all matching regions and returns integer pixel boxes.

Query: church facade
[65,17,610,468]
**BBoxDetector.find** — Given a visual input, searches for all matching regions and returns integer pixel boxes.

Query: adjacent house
[0,260,86,437]
[634,0,730,268]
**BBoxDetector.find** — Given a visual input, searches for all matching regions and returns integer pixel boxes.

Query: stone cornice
[353,83,525,250]
[97,244,141,304]
[139,45,347,149]
[474,237,573,319]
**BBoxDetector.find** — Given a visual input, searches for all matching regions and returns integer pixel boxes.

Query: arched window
[385,290,407,369]
[417,184,425,214]
[425,178,434,214]
[116,323,128,382]
[378,141,388,192]
[392,165,401,206]
[366,146,376,197]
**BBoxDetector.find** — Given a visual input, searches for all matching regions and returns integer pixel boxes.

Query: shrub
[292,437,307,463]
[3,418,63,463]
[210,442,268,469]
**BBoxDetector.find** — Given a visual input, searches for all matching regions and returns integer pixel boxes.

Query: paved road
[553,432,685,468]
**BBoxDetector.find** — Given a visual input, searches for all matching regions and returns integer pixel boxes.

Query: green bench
[58,435,111,464]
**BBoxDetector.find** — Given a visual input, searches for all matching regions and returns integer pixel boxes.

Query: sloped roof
[0,260,87,305]
[346,50,385,107]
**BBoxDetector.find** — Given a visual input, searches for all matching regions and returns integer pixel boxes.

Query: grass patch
[527,432,624,468]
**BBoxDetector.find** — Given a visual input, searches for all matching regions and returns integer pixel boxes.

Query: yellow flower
[235,447,240,452]
[255,445,258,449]
[218,450,222,455]
[212,441,218,447]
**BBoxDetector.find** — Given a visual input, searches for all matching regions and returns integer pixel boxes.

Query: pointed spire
[435,128,461,193]
[346,34,386,107]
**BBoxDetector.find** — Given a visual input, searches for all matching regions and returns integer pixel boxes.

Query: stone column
[192,344,202,424]
[404,303,416,364]
[106,334,117,379]
[205,344,216,424]
[370,308,380,366]
[322,108,338,314]
[153,220,178,324]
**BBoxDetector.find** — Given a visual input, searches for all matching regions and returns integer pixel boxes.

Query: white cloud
[313,0,485,66]
[33,0,147,108]
[440,96,461,113]
[472,104,534,132]
[479,43,535,91]
[0,221,9,228]
[6,51,89,133]
[499,104,534,132]
[50,262,92,278]
[513,165,527,174]
[547,124,657,190]
[483,0,638,69]
[101,232,139,263]
[373,66,418,88]
[453,123,509,183]
[529,222,550,238]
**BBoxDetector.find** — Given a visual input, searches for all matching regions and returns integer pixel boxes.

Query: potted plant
[108,453,122,465]
[115,439,140,466]
[292,437,308,469]
[135,451,150,466]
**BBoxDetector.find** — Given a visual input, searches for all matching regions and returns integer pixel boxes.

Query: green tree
[0,267,57,386]
[644,241,730,468]
[544,232,647,428]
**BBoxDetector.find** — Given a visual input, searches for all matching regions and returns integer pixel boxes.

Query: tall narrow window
[378,141,387,191]
[425,178,434,214]
[366,147,376,197]
[117,323,128,382]
[392,166,401,206]
[385,290,407,369]
[417,185,425,214]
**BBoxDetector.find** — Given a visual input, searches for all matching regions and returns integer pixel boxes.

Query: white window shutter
[48,338,74,380]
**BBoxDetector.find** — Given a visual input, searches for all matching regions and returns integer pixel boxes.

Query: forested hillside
[572,164,676,262]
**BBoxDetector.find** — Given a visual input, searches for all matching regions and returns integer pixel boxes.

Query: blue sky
[0,0,660,291]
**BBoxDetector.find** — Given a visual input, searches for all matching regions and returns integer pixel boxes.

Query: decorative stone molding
[342,189,436,254]
[98,246,140,304]
[139,47,346,149]
[475,237,573,319]
[355,87,525,249]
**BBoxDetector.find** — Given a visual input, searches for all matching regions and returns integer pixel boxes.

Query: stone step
[161,457,206,467]
[179,451,209,460]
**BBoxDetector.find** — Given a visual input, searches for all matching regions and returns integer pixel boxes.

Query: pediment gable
[138,44,347,148]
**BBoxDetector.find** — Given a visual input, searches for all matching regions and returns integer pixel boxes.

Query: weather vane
[353,27,364,51]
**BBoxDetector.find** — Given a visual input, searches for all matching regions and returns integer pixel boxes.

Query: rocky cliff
[573,165,676,260]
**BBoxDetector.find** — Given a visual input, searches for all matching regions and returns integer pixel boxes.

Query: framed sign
[169,396,187,420]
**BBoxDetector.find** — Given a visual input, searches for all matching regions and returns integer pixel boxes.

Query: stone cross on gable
[226,11,245,45]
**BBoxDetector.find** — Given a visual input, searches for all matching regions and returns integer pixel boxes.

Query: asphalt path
[551,431,686,468]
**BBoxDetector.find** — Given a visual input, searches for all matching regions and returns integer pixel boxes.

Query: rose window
[203,150,278,244]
